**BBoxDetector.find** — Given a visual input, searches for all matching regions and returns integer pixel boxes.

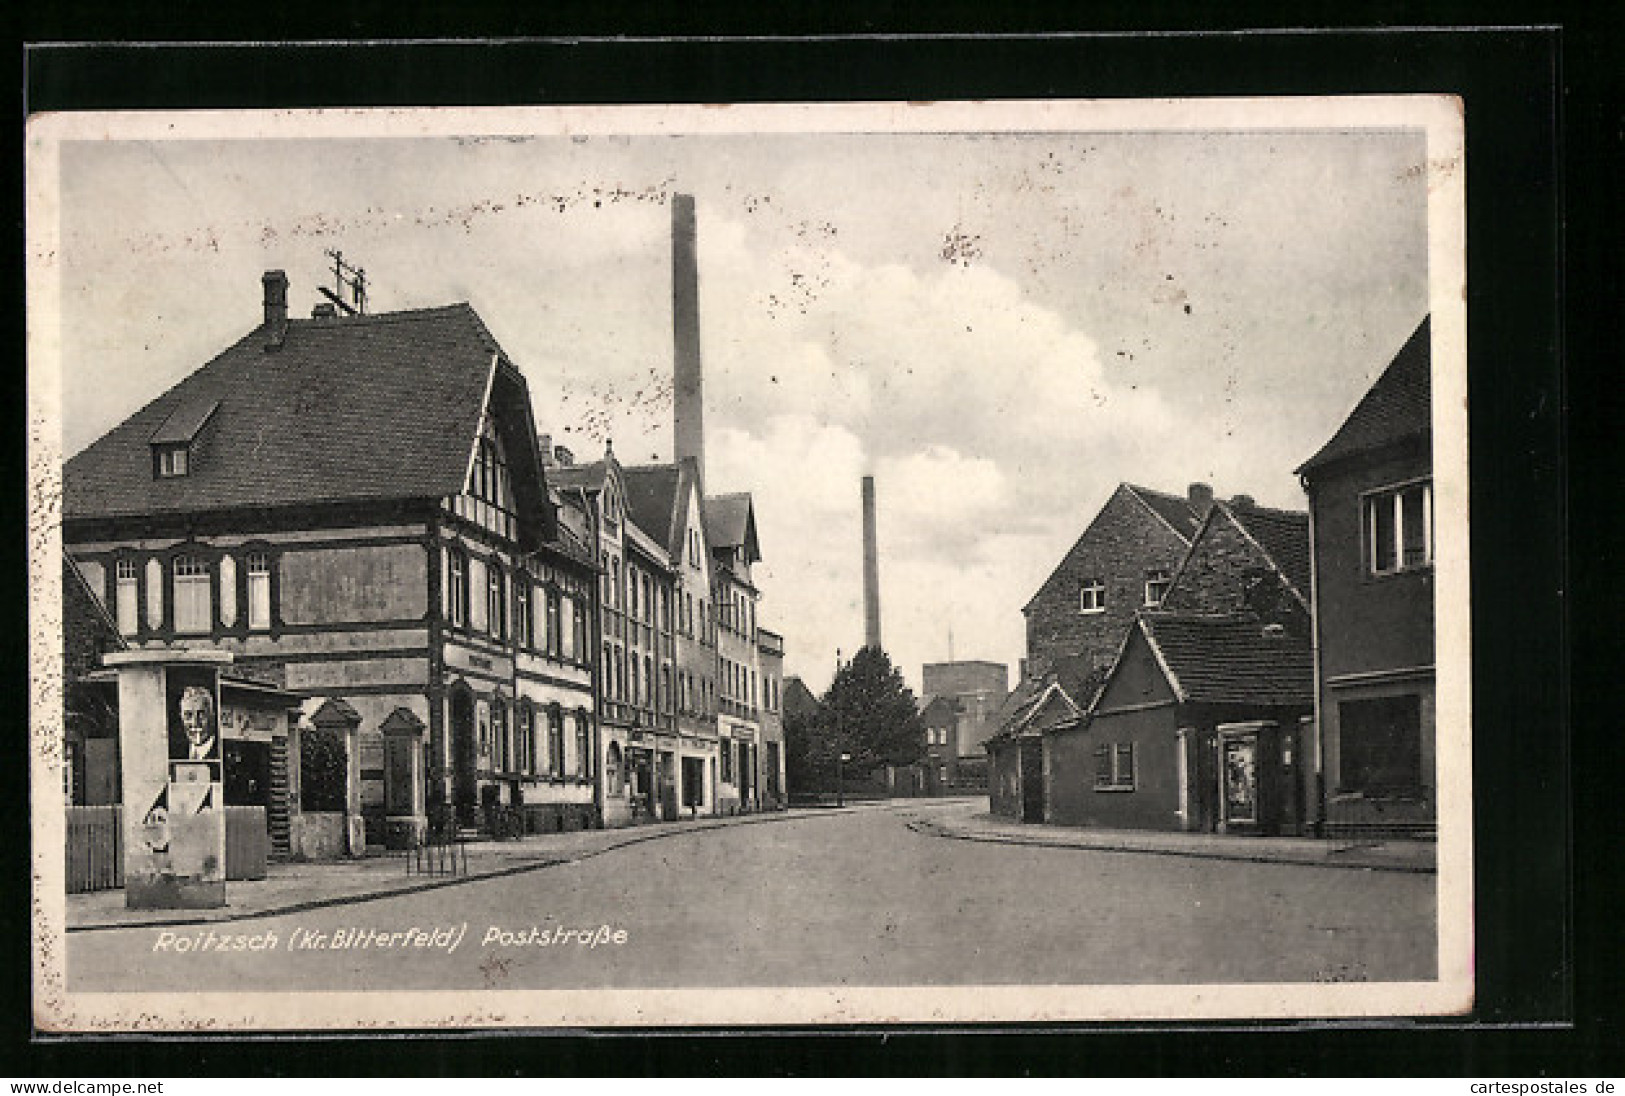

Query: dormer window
[155,446,189,478]
[148,399,218,480]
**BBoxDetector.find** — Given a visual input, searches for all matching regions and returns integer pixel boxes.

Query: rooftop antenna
[320,249,369,316]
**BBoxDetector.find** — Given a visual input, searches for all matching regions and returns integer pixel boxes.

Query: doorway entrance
[450,689,477,829]
[1019,736,1045,823]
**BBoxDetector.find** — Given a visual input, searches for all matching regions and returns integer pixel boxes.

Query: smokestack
[672,194,704,483]
[862,475,882,650]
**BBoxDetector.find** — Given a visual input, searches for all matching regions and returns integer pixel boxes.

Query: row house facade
[1298,317,1435,838]
[63,275,599,850]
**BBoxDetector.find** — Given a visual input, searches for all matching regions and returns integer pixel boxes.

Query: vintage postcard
[27,96,1469,1030]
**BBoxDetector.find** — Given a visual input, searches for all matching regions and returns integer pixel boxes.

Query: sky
[53,121,1429,695]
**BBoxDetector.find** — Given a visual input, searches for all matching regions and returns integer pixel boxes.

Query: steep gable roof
[65,304,540,527]
[1226,503,1312,605]
[622,457,706,561]
[1297,316,1431,476]
[704,492,761,563]
[1023,482,1199,613]
[1135,613,1313,707]
[548,459,609,494]
[1124,483,1204,541]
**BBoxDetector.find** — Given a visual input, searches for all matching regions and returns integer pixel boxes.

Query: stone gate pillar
[311,698,364,856]
[105,649,232,909]
[379,707,427,849]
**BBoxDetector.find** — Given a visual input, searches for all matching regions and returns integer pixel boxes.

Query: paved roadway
[68,803,1435,991]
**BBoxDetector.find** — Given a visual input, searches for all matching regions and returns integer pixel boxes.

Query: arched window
[172,554,212,635]
[605,742,624,791]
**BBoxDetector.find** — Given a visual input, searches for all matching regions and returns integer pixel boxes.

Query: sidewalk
[66,803,895,932]
[907,803,1436,873]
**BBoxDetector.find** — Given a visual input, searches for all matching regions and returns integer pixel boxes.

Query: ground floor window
[720,740,734,784]
[681,756,705,809]
[1094,742,1135,790]
[1338,694,1423,792]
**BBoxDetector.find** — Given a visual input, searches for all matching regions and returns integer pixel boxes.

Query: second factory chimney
[862,475,882,650]
[672,194,705,483]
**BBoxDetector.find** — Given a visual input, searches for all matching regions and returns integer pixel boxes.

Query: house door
[1219,730,1259,832]
[1019,737,1045,823]
[450,691,477,828]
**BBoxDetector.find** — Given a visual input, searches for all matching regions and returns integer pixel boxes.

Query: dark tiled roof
[1224,502,1312,603]
[549,460,608,493]
[66,305,505,521]
[1125,483,1203,541]
[1140,613,1313,706]
[704,492,760,561]
[622,464,680,549]
[1298,316,1431,475]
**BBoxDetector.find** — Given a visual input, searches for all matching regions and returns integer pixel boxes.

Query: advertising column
[106,649,232,909]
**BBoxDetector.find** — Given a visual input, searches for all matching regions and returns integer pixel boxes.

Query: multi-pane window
[514,703,532,774]
[546,588,561,655]
[115,558,140,636]
[246,552,271,630]
[574,711,591,778]
[172,555,212,635]
[1080,578,1106,614]
[548,708,566,777]
[487,566,507,640]
[1366,480,1433,575]
[1093,743,1136,790]
[156,446,189,478]
[1144,568,1172,607]
[720,741,734,783]
[514,580,531,648]
[448,551,468,627]
[643,655,654,707]
[492,700,510,773]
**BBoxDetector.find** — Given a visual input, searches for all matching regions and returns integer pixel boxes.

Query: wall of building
[1024,487,1192,680]
[1309,446,1435,683]
[1047,707,1182,831]
[988,740,1022,819]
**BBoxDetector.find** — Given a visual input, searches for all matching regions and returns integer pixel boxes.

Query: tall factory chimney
[862,475,882,651]
[672,194,705,482]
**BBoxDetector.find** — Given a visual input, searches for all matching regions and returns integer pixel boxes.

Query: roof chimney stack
[262,270,289,349]
[1230,494,1255,510]
[1188,481,1214,516]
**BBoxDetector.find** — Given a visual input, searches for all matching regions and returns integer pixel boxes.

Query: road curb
[905,819,1436,874]
[66,806,854,933]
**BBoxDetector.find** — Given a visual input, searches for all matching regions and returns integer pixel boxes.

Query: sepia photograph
[27,96,1469,1030]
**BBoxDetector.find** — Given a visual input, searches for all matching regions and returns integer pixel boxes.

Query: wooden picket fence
[65,805,122,893]
[65,804,269,892]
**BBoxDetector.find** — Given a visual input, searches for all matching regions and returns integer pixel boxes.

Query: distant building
[757,627,788,808]
[921,660,1008,760]
[1298,317,1435,838]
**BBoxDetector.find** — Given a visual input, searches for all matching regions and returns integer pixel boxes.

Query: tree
[782,678,830,794]
[820,646,925,776]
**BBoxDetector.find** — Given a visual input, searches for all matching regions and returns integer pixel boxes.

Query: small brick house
[1045,499,1315,834]
[1298,317,1435,838]
[989,483,1208,821]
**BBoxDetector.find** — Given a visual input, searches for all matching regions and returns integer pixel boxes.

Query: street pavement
[67,800,1435,991]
